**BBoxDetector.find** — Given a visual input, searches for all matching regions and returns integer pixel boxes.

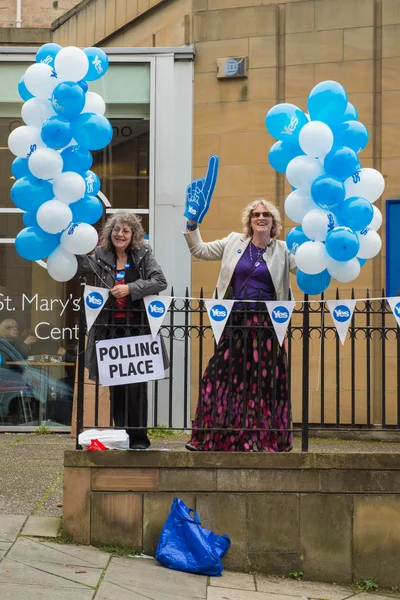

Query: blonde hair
[0,319,18,337]
[100,212,145,252]
[242,198,282,239]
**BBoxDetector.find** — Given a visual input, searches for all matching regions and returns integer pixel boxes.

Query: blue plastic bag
[156,498,230,576]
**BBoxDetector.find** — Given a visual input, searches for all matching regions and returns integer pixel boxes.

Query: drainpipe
[16,0,22,27]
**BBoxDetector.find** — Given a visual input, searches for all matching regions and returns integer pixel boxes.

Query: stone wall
[0,0,80,28]
[64,450,400,586]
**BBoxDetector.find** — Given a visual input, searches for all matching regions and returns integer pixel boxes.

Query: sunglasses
[252,211,272,218]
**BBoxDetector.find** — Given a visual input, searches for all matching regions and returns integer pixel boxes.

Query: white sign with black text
[143,295,172,339]
[326,300,356,345]
[96,334,165,386]
[265,301,296,345]
[84,285,109,332]
[205,300,234,344]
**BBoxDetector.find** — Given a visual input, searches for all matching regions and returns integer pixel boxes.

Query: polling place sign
[96,334,165,386]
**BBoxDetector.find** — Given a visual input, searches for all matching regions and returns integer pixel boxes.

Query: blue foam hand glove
[184,155,219,224]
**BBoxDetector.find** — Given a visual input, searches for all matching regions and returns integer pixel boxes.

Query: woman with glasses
[79,212,167,450]
[0,319,36,360]
[184,198,297,452]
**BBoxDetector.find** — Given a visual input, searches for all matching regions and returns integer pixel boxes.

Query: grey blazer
[184,229,297,301]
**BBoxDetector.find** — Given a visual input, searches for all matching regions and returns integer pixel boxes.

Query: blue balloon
[23,211,38,227]
[296,270,331,296]
[358,258,366,267]
[11,176,53,211]
[286,226,309,254]
[18,77,34,101]
[15,227,60,261]
[333,121,369,154]
[341,102,358,122]
[311,175,345,210]
[52,82,86,119]
[335,196,374,231]
[36,43,62,67]
[71,195,103,225]
[268,141,303,174]
[77,80,88,93]
[324,146,360,181]
[41,116,73,149]
[61,144,93,173]
[325,226,360,262]
[265,103,308,144]
[11,157,30,179]
[84,47,109,81]
[72,113,113,151]
[307,81,348,125]
[84,170,101,195]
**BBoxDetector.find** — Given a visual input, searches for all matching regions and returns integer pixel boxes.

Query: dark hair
[100,212,145,252]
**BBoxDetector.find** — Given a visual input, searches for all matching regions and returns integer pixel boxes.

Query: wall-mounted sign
[217,57,247,79]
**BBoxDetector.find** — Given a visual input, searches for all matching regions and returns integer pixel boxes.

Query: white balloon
[302,208,337,242]
[8,125,44,159]
[60,222,98,254]
[356,228,382,259]
[54,47,89,82]
[29,147,63,180]
[344,168,385,203]
[21,98,56,128]
[24,63,60,99]
[82,92,106,115]
[286,156,325,191]
[53,172,86,204]
[369,205,382,231]
[284,190,318,223]
[298,121,334,158]
[47,246,78,282]
[37,199,72,234]
[295,241,329,274]
[327,256,360,282]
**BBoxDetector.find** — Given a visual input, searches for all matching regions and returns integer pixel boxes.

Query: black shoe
[185,442,200,451]
[130,442,150,450]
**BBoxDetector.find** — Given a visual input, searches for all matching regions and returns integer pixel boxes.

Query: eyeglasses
[252,211,272,218]
[5,325,18,329]
[112,226,132,235]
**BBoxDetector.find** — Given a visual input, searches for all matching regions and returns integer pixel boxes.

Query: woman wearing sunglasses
[184,195,297,452]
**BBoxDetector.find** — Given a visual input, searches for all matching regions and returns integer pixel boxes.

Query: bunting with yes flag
[143,295,173,339]
[84,285,110,332]
[265,301,296,345]
[204,300,234,344]
[387,297,400,327]
[326,300,356,345]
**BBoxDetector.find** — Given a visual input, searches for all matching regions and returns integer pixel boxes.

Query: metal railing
[76,288,400,451]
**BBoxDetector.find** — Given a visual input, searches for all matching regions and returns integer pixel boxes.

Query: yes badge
[265,301,295,345]
[326,300,356,345]
[84,285,109,332]
[144,296,172,339]
[387,297,400,328]
[205,300,234,344]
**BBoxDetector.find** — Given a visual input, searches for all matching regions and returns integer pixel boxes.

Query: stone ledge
[64,450,400,470]
[0,28,51,44]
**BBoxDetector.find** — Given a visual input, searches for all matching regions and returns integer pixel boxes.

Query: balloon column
[266,81,384,295]
[9,43,111,282]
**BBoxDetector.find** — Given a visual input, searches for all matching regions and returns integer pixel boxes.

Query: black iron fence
[76,288,400,451]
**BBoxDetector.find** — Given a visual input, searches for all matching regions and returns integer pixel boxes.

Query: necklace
[249,242,264,268]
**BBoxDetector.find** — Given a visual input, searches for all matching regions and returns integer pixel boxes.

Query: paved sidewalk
[0,514,399,600]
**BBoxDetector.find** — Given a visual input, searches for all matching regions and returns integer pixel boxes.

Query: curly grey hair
[242,198,282,239]
[100,212,145,252]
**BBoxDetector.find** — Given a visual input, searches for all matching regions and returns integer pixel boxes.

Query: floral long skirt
[188,312,293,452]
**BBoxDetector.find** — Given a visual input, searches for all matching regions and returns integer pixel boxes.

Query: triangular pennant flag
[387,297,400,327]
[326,299,356,345]
[144,296,172,339]
[204,300,234,344]
[83,285,110,332]
[265,301,296,345]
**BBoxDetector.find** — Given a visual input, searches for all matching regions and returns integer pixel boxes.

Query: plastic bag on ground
[156,497,230,576]
[78,429,129,450]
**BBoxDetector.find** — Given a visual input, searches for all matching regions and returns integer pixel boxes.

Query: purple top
[230,242,275,301]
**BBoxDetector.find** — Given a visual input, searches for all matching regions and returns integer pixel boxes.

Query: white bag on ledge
[78,429,129,450]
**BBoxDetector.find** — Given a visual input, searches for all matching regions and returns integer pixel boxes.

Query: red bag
[87,438,107,451]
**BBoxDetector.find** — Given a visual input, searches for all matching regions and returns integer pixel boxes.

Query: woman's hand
[111,284,130,298]
[23,335,37,346]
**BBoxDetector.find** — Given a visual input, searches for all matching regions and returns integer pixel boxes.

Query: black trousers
[110,381,150,448]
